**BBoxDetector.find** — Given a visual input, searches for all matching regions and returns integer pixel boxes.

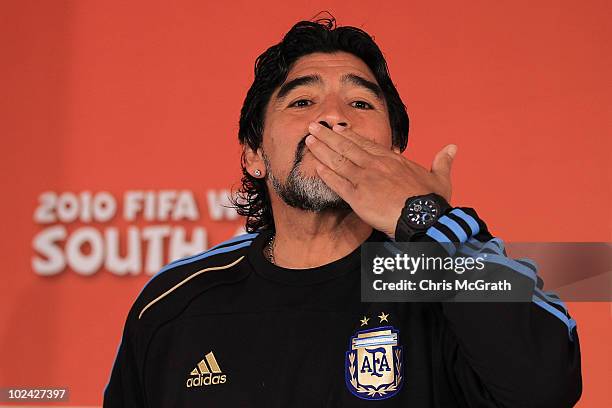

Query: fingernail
[306,135,315,145]
[447,145,457,158]
[333,124,346,132]
[308,122,321,132]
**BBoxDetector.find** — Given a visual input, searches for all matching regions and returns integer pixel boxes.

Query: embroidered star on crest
[360,316,370,326]
[378,312,389,323]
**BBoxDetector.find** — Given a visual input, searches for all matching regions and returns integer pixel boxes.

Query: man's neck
[270,202,373,269]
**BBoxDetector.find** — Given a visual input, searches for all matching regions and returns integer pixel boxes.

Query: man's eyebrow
[275,74,322,103]
[341,73,384,102]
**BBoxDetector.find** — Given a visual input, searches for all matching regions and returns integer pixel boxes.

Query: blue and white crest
[345,326,403,400]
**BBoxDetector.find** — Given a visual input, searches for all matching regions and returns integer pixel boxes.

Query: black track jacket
[104,206,581,407]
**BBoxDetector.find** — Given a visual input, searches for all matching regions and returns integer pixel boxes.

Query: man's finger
[330,124,390,156]
[431,144,457,178]
[314,160,356,202]
[306,135,362,180]
[308,122,372,167]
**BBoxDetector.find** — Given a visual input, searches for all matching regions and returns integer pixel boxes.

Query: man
[104,17,581,407]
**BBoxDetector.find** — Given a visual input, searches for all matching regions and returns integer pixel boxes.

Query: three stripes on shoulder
[138,233,258,319]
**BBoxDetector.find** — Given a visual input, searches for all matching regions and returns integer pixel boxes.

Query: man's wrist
[394,193,451,242]
[396,203,489,254]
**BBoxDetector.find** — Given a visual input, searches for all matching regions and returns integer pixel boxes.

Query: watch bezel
[404,196,441,229]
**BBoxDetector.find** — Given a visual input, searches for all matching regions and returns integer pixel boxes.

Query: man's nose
[318,120,348,130]
[315,97,350,130]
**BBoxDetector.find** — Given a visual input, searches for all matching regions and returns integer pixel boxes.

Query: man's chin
[289,196,351,213]
[293,183,350,212]
[274,173,351,212]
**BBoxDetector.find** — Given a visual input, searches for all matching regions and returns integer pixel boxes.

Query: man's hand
[305,121,456,238]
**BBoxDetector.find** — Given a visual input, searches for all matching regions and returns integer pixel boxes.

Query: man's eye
[351,101,373,110]
[289,99,313,108]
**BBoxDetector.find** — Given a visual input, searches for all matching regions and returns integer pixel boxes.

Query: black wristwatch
[394,193,451,241]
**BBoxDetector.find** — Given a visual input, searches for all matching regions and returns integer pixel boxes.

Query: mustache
[293,123,331,167]
[293,133,311,167]
[293,120,332,168]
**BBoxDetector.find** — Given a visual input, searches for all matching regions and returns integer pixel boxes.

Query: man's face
[258,51,393,211]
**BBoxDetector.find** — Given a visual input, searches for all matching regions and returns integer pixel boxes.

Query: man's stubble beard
[261,136,351,212]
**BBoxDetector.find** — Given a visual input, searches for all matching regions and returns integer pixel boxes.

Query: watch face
[406,197,440,228]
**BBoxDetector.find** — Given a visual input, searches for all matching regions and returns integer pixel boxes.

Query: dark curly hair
[232,14,410,233]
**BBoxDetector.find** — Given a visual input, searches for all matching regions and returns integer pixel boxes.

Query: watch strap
[414,207,491,255]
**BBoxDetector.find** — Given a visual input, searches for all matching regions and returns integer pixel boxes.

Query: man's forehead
[284,52,377,84]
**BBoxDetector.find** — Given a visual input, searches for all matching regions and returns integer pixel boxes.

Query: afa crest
[345,325,403,400]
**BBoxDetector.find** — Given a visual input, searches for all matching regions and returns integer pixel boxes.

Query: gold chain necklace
[265,233,276,265]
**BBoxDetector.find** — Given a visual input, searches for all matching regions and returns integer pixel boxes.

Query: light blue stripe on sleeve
[438,215,468,243]
[450,208,480,236]
[479,253,538,284]
[426,226,452,242]
[426,226,456,255]
[535,288,569,315]
[165,232,258,268]
[533,296,577,341]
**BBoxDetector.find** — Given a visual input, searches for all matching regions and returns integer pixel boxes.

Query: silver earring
[254,169,262,177]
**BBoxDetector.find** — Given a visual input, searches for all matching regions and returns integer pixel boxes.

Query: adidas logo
[186,351,227,388]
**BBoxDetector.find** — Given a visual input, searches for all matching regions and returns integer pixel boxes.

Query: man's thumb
[431,144,457,176]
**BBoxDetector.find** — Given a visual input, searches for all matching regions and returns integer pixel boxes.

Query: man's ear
[244,145,266,178]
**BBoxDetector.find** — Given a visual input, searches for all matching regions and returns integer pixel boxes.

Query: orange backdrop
[1,0,610,406]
